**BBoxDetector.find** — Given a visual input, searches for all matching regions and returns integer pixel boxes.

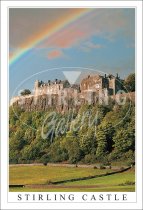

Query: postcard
[0,1,142,210]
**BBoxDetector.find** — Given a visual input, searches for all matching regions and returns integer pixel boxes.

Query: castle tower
[108,74,122,95]
[34,80,40,89]
[34,80,40,96]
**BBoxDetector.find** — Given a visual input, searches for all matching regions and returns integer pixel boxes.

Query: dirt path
[25,184,107,189]
[9,163,125,170]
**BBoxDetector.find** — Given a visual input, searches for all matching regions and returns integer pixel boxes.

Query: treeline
[9,97,135,166]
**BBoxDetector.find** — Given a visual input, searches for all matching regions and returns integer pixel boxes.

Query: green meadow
[9,165,135,192]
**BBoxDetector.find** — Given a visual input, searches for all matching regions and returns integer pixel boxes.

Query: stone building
[10,73,124,111]
[34,79,71,97]
[80,73,122,95]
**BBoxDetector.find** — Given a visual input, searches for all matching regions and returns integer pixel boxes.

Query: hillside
[9,96,135,165]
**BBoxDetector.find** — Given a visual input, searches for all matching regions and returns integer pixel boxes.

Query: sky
[9,8,135,98]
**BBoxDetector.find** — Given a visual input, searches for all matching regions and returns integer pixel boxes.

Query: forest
[9,73,135,166]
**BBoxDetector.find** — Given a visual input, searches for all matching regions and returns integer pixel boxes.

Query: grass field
[9,165,113,185]
[9,165,135,192]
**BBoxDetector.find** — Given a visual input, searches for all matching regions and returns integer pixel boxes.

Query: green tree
[9,89,135,164]
[20,89,31,96]
[21,141,40,161]
[96,122,114,160]
[48,140,68,162]
[79,126,97,155]
[124,73,135,92]
[96,129,107,159]
[113,127,135,155]
[62,131,83,163]
[102,122,115,152]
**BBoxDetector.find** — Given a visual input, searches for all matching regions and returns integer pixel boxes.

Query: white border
[1,1,142,210]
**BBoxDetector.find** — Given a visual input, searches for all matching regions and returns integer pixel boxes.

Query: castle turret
[34,80,40,96]
[108,74,122,95]
[34,80,40,89]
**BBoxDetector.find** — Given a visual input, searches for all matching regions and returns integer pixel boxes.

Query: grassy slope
[63,168,135,186]
[9,165,113,185]
[9,166,135,192]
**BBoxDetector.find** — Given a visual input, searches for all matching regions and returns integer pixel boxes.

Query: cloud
[78,41,104,52]
[47,49,63,59]
[38,26,85,50]
[10,8,135,55]
[38,9,135,51]
[85,42,103,49]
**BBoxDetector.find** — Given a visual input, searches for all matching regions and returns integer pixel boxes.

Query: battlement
[80,73,122,95]
[10,73,125,110]
[34,79,71,96]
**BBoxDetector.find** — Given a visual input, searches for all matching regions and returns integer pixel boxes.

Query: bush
[124,150,135,166]
[119,181,135,186]
[124,181,135,185]
[102,160,111,166]
[20,89,31,96]
[41,154,49,166]
[83,154,96,164]
[100,164,106,169]
[43,162,47,166]
[126,160,135,167]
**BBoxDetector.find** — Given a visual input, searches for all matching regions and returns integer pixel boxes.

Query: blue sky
[9,8,135,99]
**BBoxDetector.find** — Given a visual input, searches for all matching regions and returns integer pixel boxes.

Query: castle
[10,73,125,111]
[80,73,122,95]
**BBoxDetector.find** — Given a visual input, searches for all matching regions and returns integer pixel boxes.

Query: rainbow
[9,8,93,66]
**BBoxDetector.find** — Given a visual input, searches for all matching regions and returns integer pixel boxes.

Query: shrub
[100,164,106,169]
[20,89,31,96]
[119,181,135,186]
[41,154,49,166]
[43,162,47,166]
[102,160,111,166]
[83,154,96,164]
[126,160,135,167]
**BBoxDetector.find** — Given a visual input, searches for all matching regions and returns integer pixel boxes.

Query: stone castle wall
[11,91,135,113]
[10,74,134,112]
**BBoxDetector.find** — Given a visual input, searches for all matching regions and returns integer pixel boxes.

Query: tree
[21,141,40,161]
[9,106,23,125]
[124,73,135,92]
[48,140,68,162]
[20,89,31,96]
[101,122,115,153]
[113,127,135,156]
[61,131,83,163]
[96,129,107,159]
[79,126,97,155]
[9,90,135,164]
[96,122,115,160]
